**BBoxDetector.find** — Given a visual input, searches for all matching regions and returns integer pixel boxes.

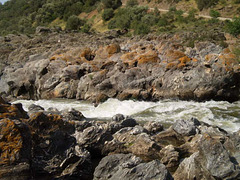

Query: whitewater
[13,98,240,133]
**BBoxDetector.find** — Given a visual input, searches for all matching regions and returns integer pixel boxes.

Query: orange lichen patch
[165,50,186,62]
[166,62,177,70]
[219,53,237,66]
[192,58,198,62]
[137,50,160,65]
[0,104,26,119]
[0,119,22,165]
[177,63,186,69]
[50,54,74,62]
[121,51,138,61]
[80,47,95,61]
[178,56,191,64]
[106,44,121,57]
[50,54,64,61]
[121,51,138,67]
[222,48,231,54]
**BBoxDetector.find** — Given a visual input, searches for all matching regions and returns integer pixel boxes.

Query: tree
[66,15,84,30]
[102,8,114,21]
[126,0,138,7]
[195,0,219,11]
[102,0,122,9]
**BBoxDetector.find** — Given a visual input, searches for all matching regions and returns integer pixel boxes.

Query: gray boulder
[173,118,200,136]
[94,153,173,180]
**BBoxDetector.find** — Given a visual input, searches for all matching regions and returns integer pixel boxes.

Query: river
[13,98,240,133]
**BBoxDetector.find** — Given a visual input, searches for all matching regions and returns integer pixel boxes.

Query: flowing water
[13,98,240,133]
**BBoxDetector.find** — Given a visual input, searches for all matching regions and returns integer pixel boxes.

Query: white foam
[13,98,240,132]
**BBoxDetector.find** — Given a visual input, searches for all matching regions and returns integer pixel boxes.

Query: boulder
[62,108,86,121]
[75,124,112,157]
[144,121,164,135]
[104,126,161,161]
[94,153,173,180]
[172,118,200,136]
[0,119,32,179]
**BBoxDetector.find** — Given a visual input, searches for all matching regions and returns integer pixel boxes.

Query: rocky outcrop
[1,98,240,179]
[0,33,239,102]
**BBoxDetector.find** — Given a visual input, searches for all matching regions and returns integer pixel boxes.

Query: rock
[75,124,112,157]
[62,108,86,121]
[94,153,173,180]
[112,114,125,122]
[0,102,28,119]
[144,121,164,135]
[174,134,240,180]
[35,26,51,34]
[159,145,179,172]
[28,104,44,115]
[172,118,200,136]
[174,152,214,180]
[59,148,93,180]
[104,126,161,161]
[198,134,240,179]
[0,119,32,179]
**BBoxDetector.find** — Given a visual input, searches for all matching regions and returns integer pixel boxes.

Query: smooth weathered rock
[94,153,173,180]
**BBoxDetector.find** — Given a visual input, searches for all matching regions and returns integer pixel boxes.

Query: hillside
[0,0,240,36]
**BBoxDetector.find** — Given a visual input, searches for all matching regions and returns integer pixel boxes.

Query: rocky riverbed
[1,97,240,179]
[0,31,240,103]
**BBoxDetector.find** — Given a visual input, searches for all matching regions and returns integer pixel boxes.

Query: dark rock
[28,104,45,115]
[75,124,113,157]
[94,153,173,180]
[112,114,125,122]
[62,108,86,121]
[58,148,93,180]
[107,115,138,134]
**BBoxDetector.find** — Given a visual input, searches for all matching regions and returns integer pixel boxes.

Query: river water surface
[13,98,240,133]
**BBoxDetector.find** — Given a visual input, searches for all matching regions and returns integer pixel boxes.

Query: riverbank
[1,96,240,179]
[1,32,240,103]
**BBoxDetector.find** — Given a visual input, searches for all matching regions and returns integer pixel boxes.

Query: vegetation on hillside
[0,0,239,37]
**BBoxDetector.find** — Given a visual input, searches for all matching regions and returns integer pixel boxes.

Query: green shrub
[126,0,138,7]
[226,16,240,36]
[210,9,220,18]
[102,8,114,21]
[195,0,219,11]
[102,0,122,9]
[133,22,150,35]
[66,15,84,30]
[81,23,91,33]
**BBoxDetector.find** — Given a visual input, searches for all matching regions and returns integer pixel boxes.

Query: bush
[66,15,84,30]
[81,23,91,33]
[210,9,220,18]
[102,0,122,9]
[126,0,138,7]
[133,22,150,35]
[226,16,240,36]
[195,0,219,11]
[102,8,114,21]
